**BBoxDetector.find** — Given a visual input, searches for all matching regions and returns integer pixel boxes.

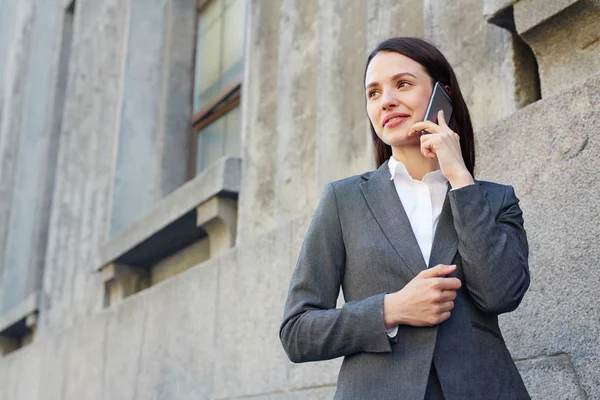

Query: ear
[444,85,452,95]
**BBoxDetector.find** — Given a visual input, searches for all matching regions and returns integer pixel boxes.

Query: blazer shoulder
[475,179,519,213]
[328,171,374,193]
[476,179,514,197]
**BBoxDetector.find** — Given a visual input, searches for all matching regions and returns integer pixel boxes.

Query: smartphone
[423,82,453,131]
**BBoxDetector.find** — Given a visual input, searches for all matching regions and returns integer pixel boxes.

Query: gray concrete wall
[0,0,65,315]
[0,0,599,399]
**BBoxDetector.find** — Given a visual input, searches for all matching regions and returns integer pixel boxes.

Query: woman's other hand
[408,110,475,189]
[383,264,462,328]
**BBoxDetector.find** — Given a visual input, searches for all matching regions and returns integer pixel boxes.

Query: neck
[391,145,439,181]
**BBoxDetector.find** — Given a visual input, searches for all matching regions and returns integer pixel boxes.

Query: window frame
[189,0,244,179]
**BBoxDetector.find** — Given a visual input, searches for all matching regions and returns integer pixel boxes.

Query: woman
[279,37,531,400]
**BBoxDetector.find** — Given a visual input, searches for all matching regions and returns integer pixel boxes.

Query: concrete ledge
[98,157,241,269]
[484,0,518,20]
[513,0,580,34]
[484,0,578,23]
[0,292,40,336]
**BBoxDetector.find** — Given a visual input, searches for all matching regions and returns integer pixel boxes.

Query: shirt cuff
[450,182,476,192]
[386,325,398,338]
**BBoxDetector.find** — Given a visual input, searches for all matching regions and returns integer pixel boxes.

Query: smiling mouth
[384,116,409,128]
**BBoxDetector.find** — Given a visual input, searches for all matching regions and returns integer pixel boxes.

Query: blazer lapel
[428,185,457,268]
[360,161,427,277]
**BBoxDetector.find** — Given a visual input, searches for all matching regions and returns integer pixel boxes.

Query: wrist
[448,170,474,189]
[383,292,406,327]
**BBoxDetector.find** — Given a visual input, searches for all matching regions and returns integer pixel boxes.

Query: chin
[380,130,418,147]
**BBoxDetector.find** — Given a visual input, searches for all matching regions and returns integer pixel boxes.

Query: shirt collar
[388,156,447,184]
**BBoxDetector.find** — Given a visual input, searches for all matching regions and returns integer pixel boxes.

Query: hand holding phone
[422,82,453,134]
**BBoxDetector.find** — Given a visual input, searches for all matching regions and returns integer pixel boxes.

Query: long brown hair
[365,37,476,175]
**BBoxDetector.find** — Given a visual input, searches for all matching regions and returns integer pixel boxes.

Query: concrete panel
[41,0,131,332]
[514,0,580,34]
[0,353,18,400]
[9,345,42,400]
[63,314,108,400]
[275,0,319,224]
[36,333,70,400]
[133,257,219,400]
[154,0,196,199]
[110,0,167,235]
[237,0,280,243]
[214,225,292,398]
[516,354,587,400]
[102,293,147,400]
[0,354,7,400]
[484,0,518,18]
[316,0,372,189]
[366,0,424,50]
[425,0,539,130]
[0,0,35,312]
[245,386,337,400]
[1,0,63,313]
[477,73,600,399]
[515,0,600,98]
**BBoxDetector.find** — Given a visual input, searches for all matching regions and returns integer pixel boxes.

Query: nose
[381,89,398,110]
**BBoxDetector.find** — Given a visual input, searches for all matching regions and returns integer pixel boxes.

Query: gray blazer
[280,161,531,400]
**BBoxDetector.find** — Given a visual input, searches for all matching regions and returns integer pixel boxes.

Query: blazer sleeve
[448,183,530,315]
[279,183,393,363]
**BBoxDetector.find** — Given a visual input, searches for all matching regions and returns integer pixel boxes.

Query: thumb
[418,264,456,278]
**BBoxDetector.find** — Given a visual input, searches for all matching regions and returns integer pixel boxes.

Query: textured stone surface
[516,0,600,98]
[0,0,63,314]
[63,314,108,400]
[246,386,337,400]
[275,0,319,225]
[479,73,600,399]
[237,0,281,243]
[110,0,195,236]
[366,0,424,50]
[516,354,587,400]
[41,0,130,333]
[0,0,35,314]
[425,0,539,130]
[483,0,518,18]
[36,332,70,400]
[1,1,600,400]
[101,292,148,400]
[316,0,372,187]
[133,257,218,400]
[214,226,292,398]
[514,0,580,34]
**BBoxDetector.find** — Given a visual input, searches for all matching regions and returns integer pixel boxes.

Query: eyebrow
[365,72,418,90]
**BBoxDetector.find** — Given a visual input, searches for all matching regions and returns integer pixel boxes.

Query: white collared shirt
[388,156,449,266]
[386,156,449,337]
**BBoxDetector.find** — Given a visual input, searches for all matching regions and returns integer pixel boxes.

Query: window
[190,0,246,177]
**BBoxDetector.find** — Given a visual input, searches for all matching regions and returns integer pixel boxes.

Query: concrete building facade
[0,0,599,398]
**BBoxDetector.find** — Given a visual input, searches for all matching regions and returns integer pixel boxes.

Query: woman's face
[365,51,434,148]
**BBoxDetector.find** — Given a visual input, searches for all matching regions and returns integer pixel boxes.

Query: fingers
[418,264,456,278]
[409,121,439,137]
[438,110,449,128]
[434,277,462,291]
[438,301,455,313]
[439,289,457,302]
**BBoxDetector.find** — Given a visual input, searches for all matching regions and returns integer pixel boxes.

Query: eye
[367,90,380,99]
[397,80,410,88]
